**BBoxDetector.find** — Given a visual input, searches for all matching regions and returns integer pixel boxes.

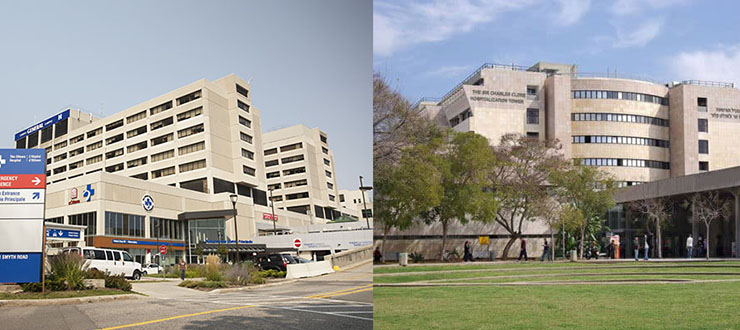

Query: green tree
[375,140,444,254]
[420,131,499,259]
[550,160,616,258]
[630,197,672,258]
[217,245,229,262]
[486,134,567,259]
[690,191,731,260]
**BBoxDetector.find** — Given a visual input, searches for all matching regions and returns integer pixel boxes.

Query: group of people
[632,235,650,261]
[686,234,706,259]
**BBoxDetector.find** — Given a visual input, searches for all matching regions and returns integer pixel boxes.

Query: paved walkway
[374,257,740,269]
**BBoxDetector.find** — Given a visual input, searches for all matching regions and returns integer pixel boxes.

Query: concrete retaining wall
[326,245,372,269]
[285,260,334,279]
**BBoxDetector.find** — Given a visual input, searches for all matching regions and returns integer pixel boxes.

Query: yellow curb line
[305,284,373,299]
[99,305,257,330]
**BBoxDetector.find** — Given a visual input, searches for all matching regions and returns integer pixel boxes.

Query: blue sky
[374,0,740,102]
[0,0,371,191]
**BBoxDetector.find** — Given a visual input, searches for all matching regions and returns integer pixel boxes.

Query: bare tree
[630,197,672,258]
[691,191,731,260]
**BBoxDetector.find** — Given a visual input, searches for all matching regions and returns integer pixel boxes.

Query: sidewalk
[374,258,740,268]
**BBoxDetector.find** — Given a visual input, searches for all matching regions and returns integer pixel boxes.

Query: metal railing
[411,97,441,109]
[678,80,734,88]
[570,72,665,85]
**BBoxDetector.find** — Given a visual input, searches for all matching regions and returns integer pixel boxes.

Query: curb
[211,279,299,294]
[335,259,373,272]
[0,293,141,307]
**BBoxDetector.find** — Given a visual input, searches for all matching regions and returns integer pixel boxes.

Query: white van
[63,247,143,280]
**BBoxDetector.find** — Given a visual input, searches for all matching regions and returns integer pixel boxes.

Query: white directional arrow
[32,177,41,186]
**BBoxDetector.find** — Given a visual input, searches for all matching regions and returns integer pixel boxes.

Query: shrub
[45,275,69,291]
[188,264,207,278]
[204,254,223,282]
[178,280,199,288]
[85,268,106,279]
[105,275,132,291]
[198,280,227,289]
[259,269,286,278]
[49,253,88,290]
[409,252,424,263]
[21,282,42,292]
[224,262,262,286]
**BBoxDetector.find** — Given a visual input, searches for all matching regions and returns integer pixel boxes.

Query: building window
[697,97,707,112]
[320,135,328,144]
[213,178,235,194]
[324,158,331,166]
[27,132,39,148]
[41,126,53,144]
[281,142,303,152]
[180,159,206,173]
[151,133,174,146]
[16,137,26,149]
[180,178,208,193]
[281,154,304,164]
[106,133,124,145]
[241,148,254,160]
[127,126,147,138]
[127,141,147,153]
[54,119,68,138]
[526,132,539,139]
[69,212,96,246]
[127,157,147,169]
[179,141,205,155]
[105,212,145,238]
[264,148,277,156]
[322,147,328,154]
[177,90,201,106]
[699,161,709,171]
[69,160,83,170]
[46,217,64,224]
[69,147,84,157]
[242,165,256,176]
[105,163,124,173]
[150,101,173,116]
[237,100,250,113]
[327,182,333,189]
[105,148,124,159]
[127,110,147,124]
[526,86,537,99]
[151,166,176,178]
[70,134,84,144]
[267,171,280,178]
[329,195,335,201]
[151,117,174,131]
[325,170,332,178]
[150,217,183,240]
[284,179,307,188]
[151,150,175,162]
[54,153,68,162]
[105,119,124,132]
[87,127,102,138]
[236,84,249,98]
[283,167,306,176]
[178,124,204,138]
[177,106,202,121]
[699,140,709,154]
[131,173,148,180]
[240,132,253,144]
[698,119,708,133]
[265,159,279,167]
[239,116,252,128]
[268,183,281,191]
[286,192,309,200]
[86,155,103,165]
[527,108,539,124]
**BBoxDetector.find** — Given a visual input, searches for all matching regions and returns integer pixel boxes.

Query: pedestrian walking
[634,236,639,261]
[686,234,693,259]
[607,239,615,259]
[541,239,550,262]
[518,238,528,261]
[178,257,187,280]
[463,241,473,262]
[643,235,650,261]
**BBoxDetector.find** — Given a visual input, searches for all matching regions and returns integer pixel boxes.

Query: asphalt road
[0,262,373,330]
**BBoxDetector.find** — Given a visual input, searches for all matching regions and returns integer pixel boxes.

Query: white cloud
[373,0,536,57]
[610,0,690,16]
[423,65,475,77]
[554,0,590,26]
[669,46,740,85]
[612,19,663,48]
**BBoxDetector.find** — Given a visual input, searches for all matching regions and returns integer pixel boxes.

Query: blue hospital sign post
[0,149,47,286]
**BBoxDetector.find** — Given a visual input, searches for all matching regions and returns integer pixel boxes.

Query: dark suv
[255,253,297,271]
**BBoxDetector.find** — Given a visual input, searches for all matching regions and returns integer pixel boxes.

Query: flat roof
[615,166,740,203]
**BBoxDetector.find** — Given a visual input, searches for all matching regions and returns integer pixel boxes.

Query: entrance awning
[178,209,236,221]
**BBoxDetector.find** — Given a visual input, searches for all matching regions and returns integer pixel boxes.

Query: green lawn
[374,262,740,329]
[0,289,132,300]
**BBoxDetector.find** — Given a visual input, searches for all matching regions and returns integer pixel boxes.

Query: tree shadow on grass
[181,306,371,330]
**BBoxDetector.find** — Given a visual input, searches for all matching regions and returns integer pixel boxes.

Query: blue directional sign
[15,109,70,141]
[46,228,81,239]
[0,149,46,175]
[0,148,46,284]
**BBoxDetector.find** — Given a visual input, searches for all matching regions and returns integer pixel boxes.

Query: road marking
[315,287,373,298]
[266,305,373,321]
[98,305,256,330]
[305,284,373,298]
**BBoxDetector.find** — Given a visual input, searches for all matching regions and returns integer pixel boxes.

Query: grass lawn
[374,262,740,329]
[0,289,132,300]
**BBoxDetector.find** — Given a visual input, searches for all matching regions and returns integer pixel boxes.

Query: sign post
[0,149,47,290]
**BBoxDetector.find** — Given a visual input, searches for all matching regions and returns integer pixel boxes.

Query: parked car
[255,253,297,271]
[63,247,143,280]
[143,263,163,275]
[295,257,314,263]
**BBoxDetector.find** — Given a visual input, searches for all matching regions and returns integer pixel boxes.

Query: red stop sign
[160,245,167,255]
[294,239,302,248]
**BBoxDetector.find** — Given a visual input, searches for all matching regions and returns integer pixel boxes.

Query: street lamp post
[229,194,240,263]
[359,176,372,229]
[270,188,277,235]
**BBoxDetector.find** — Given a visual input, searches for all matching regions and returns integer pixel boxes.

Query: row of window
[16,119,69,148]
[267,166,306,179]
[105,212,145,238]
[265,142,303,156]
[572,90,668,105]
[572,135,669,148]
[572,112,669,127]
[266,154,305,167]
[449,108,473,127]
[580,158,670,169]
